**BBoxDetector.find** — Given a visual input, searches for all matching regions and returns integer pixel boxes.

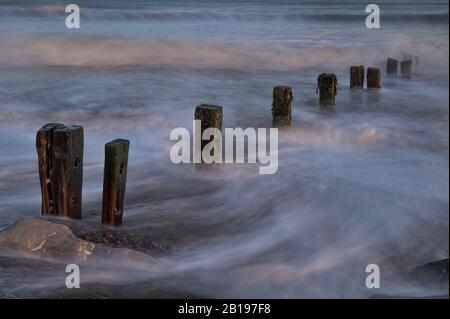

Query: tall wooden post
[36,124,83,219]
[36,123,65,215]
[401,60,412,79]
[387,58,398,75]
[52,125,84,219]
[317,73,337,105]
[102,139,130,226]
[350,66,364,88]
[194,104,223,163]
[367,67,381,89]
[272,86,293,126]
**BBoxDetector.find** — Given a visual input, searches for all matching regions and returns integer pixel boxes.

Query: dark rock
[410,258,449,282]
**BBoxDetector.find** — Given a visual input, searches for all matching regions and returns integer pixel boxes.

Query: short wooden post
[317,73,337,105]
[36,123,65,215]
[102,139,130,226]
[367,67,381,89]
[272,86,293,126]
[387,58,398,75]
[37,124,83,219]
[401,60,412,79]
[350,66,364,88]
[194,105,223,162]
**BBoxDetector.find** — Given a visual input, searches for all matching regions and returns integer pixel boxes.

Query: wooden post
[37,124,83,219]
[272,86,293,126]
[367,67,381,89]
[387,58,398,75]
[317,73,337,105]
[52,125,84,219]
[350,66,364,88]
[194,105,223,162]
[36,123,65,215]
[102,139,130,226]
[401,60,412,79]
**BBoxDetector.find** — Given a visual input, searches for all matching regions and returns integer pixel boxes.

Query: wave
[0,35,448,73]
[0,5,448,24]
[299,13,449,23]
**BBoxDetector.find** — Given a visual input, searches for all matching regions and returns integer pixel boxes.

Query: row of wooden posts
[36,58,413,226]
[387,57,413,79]
[274,57,414,123]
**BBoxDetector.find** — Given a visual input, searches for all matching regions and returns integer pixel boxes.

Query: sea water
[0,0,448,298]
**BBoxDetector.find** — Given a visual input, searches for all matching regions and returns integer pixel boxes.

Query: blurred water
[0,0,448,298]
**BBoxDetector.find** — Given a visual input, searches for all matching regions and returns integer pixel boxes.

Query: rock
[0,217,155,264]
[369,259,449,299]
[410,258,449,282]
[77,229,168,253]
[370,293,448,299]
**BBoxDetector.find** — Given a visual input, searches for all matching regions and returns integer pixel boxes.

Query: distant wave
[298,13,449,23]
[0,5,448,24]
[0,36,448,75]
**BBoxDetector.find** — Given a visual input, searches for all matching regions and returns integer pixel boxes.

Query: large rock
[0,218,203,298]
[0,217,155,263]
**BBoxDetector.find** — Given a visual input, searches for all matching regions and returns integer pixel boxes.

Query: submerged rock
[0,217,155,263]
[370,293,448,299]
[0,218,202,298]
[410,258,449,283]
[369,259,449,299]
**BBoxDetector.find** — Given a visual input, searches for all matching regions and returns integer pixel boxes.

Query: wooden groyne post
[401,60,413,79]
[36,123,84,219]
[317,73,337,105]
[367,67,381,89]
[272,86,293,126]
[350,66,364,88]
[194,104,223,163]
[102,139,130,226]
[36,123,64,216]
[387,58,398,76]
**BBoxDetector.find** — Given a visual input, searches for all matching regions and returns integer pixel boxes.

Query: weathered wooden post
[36,123,65,215]
[350,66,364,88]
[272,86,293,126]
[387,58,398,75]
[102,139,130,226]
[401,60,412,79]
[367,67,381,89]
[317,73,337,105]
[52,125,84,219]
[37,123,83,219]
[194,104,223,163]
